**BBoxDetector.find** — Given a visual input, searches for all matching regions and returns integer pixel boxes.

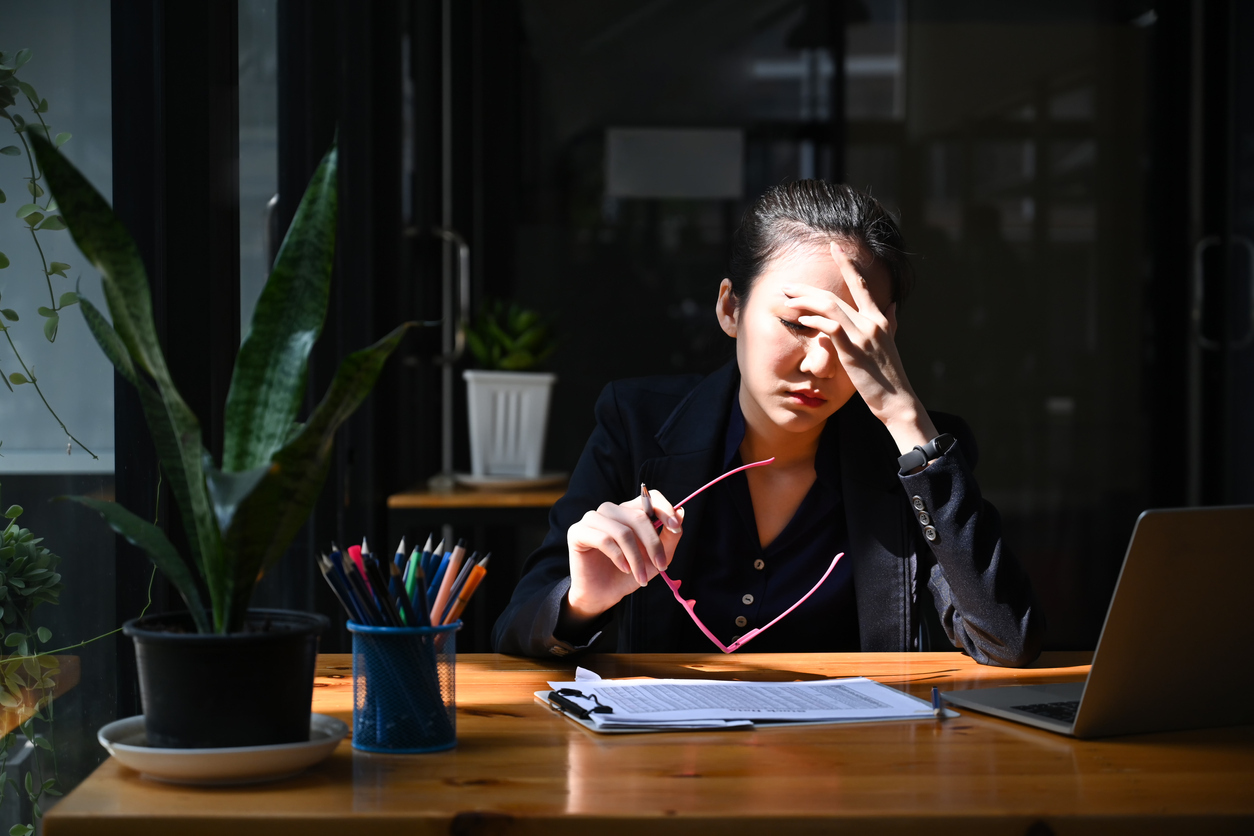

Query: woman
[492,181,1043,666]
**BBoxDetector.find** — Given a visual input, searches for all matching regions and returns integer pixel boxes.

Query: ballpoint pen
[931,687,944,719]
[641,483,680,530]
[640,482,656,523]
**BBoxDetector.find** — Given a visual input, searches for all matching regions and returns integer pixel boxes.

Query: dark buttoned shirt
[678,398,859,652]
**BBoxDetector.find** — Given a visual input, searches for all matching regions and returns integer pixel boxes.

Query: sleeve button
[923,525,938,542]
[911,496,926,511]
[918,511,931,526]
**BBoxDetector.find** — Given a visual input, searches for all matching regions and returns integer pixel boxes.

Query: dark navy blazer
[491,360,1045,667]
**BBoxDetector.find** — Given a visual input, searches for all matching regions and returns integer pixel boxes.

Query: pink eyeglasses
[646,458,843,654]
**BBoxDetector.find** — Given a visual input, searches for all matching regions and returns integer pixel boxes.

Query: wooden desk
[45,652,1254,835]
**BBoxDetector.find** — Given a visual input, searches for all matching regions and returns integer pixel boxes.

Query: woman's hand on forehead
[776,241,924,432]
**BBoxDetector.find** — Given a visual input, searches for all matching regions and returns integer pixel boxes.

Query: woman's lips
[787,391,827,408]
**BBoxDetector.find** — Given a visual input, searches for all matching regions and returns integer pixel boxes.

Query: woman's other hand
[564,490,684,624]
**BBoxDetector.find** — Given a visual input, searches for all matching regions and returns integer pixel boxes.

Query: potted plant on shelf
[462,299,558,483]
[31,133,410,749]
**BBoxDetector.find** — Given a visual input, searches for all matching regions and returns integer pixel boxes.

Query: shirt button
[735,616,747,628]
[912,496,926,511]
[918,511,931,526]
[924,525,938,542]
[753,559,765,570]
[741,594,754,605]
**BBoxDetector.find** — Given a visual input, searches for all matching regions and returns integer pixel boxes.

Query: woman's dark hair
[726,181,914,306]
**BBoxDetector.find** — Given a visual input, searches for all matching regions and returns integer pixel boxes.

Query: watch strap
[897,433,955,475]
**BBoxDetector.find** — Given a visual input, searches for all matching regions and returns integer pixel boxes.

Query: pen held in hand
[640,483,681,532]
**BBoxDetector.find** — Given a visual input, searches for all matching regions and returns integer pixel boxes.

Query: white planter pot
[463,370,556,478]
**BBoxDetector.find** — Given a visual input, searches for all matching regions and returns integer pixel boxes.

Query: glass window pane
[0,1,116,823]
[239,0,278,338]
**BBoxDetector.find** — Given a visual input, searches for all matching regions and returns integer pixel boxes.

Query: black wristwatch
[897,433,955,475]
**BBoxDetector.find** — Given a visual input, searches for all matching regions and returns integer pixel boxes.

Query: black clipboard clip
[547,688,613,720]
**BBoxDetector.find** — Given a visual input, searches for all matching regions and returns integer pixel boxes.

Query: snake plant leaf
[36,136,221,619]
[84,296,218,597]
[30,134,167,384]
[77,295,137,385]
[203,454,268,535]
[65,495,211,633]
[218,322,411,631]
[222,145,337,473]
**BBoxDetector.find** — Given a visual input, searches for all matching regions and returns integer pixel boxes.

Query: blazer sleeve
[491,381,635,658]
[899,417,1046,667]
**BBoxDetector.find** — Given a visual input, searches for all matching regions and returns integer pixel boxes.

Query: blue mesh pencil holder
[347,620,461,753]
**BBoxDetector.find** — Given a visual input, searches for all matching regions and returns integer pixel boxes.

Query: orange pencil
[441,557,488,626]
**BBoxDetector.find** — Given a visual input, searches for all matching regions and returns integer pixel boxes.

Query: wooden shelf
[387,486,566,509]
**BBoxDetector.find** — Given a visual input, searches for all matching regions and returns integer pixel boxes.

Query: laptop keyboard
[1012,700,1080,722]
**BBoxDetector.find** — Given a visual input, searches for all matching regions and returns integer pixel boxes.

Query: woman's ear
[716,279,739,338]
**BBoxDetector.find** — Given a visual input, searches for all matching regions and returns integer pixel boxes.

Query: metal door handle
[432,227,470,362]
[1193,235,1222,351]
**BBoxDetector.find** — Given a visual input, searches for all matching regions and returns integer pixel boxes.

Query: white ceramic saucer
[453,471,567,490]
[97,714,348,785]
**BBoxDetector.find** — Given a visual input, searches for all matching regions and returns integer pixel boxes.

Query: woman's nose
[798,335,839,378]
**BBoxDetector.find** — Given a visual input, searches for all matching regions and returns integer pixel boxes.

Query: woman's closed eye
[778,317,814,335]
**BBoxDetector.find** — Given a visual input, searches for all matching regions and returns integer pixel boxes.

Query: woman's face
[716,239,893,436]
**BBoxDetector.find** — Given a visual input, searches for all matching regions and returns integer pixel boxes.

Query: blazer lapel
[628,360,739,651]
[837,396,916,651]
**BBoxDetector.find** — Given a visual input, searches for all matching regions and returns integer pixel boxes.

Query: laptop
[941,505,1254,738]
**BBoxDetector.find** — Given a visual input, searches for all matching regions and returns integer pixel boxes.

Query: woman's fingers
[657,507,685,570]
[829,241,888,326]
[577,501,666,585]
[571,510,633,574]
[648,489,682,534]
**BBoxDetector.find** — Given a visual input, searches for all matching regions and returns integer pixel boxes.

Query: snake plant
[30,134,409,633]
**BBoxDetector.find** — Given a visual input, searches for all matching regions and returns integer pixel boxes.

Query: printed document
[538,675,935,732]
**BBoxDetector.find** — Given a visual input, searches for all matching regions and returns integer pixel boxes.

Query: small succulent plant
[464,299,557,371]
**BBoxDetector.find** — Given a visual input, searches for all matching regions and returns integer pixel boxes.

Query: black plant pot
[122,609,329,749]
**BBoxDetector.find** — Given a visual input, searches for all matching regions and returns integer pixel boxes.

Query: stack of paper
[535,669,939,733]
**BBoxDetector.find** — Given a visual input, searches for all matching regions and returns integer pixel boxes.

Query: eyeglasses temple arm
[651,457,775,531]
